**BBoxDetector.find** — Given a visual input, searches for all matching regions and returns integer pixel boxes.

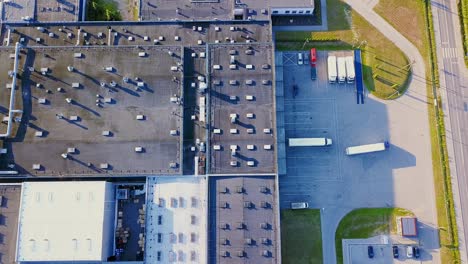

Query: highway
[432,0,468,262]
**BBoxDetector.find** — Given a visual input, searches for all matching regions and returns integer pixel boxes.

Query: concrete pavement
[317,1,441,263]
[431,0,468,263]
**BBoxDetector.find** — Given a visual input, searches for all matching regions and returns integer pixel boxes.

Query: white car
[406,246,414,258]
[298,53,303,65]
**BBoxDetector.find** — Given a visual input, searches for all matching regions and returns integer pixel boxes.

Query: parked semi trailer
[337,57,346,84]
[327,55,337,83]
[289,138,333,147]
[345,141,390,155]
[345,56,355,83]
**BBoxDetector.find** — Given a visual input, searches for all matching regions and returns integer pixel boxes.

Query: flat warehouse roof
[6,22,271,47]
[209,43,276,174]
[0,185,22,264]
[146,176,208,263]
[2,0,79,22]
[140,0,313,21]
[16,181,113,262]
[208,176,278,264]
[0,46,182,176]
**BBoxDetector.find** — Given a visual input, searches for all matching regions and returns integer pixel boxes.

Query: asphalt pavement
[431,0,468,263]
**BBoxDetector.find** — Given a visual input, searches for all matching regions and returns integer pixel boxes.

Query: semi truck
[289,138,332,147]
[337,57,346,84]
[345,141,390,156]
[345,56,355,83]
[327,56,337,83]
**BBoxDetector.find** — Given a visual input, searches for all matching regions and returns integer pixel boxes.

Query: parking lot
[277,50,438,263]
[0,46,183,176]
[343,236,424,264]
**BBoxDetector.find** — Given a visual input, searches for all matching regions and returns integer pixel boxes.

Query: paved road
[317,1,441,263]
[431,0,468,262]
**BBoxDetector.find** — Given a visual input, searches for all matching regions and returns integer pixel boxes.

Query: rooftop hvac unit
[213,80,221,86]
[245,238,253,245]
[100,163,109,169]
[261,237,270,245]
[134,146,143,153]
[190,232,197,242]
[247,145,255,150]
[220,223,229,229]
[229,64,237,70]
[262,64,270,69]
[262,250,271,257]
[102,130,111,136]
[159,36,164,41]
[213,145,221,151]
[170,130,178,136]
[71,82,80,88]
[137,82,145,87]
[220,202,229,208]
[213,65,221,70]
[230,129,238,134]
[153,39,159,45]
[35,131,43,137]
[69,115,79,121]
[199,52,206,58]
[237,251,245,257]
[198,40,203,45]
[169,162,177,168]
[245,79,253,85]
[246,113,254,118]
[128,36,134,41]
[260,186,269,193]
[229,95,237,101]
[229,80,237,85]
[230,161,238,167]
[191,53,197,58]
[246,64,253,69]
[67,66,74,72]
[245,49,254,55]
[138,52,146,57]
[104,66,113,72]
[221,251,229,257]
[35,37,42,43]
[36,27,45,32]
[237,222,245,229]
[245,95,254,101]
[221,238,229,245]
[243,201,252,208]
[236,186,244,193]
[264,144,272,150]
[261,201,269,208]
[262,79,270,85]
[213,129,221,134]
[263,128,271,134]
[174,36,180,41]
[199,82,207,91]
[260,222,269,229]
[247,161,255,167]
[143,36,149,41]
[32,164,41,170]
[38,98,46,104]
[67,147,76,154]
[215,26,221,31]
[136,115,145,120]
[247,128,254,134]
[220,187,228,194]
[171,66,178,71]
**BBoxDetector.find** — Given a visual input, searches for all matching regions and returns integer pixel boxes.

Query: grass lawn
[459,0,468,66]
[86,0,122,21]
[275,0,411,99]
[281,209,323,264]
[375,1,460,263]
[335,208,414,264]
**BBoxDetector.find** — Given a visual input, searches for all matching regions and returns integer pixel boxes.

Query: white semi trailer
[337,57,346,84]
[345,56,355,83]
[289,138,332,147]
[345,141,390,155]
[327,55,337,83]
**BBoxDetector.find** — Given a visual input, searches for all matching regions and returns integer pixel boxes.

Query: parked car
[367,246,374,258]
[413,246,420,259]
[406,246,414,258]
[392,245,399,258]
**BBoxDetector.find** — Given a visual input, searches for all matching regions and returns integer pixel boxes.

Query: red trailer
[310,48,317,65]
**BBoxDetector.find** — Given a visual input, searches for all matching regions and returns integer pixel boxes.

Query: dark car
[413,246,420,259]
[368,246,374,258]
[392,245,399,258]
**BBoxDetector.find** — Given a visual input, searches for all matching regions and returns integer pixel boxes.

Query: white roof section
[145,176,207,264]
[16,181,110,262]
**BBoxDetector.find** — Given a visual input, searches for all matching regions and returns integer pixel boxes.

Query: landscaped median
[274,0,411,100]
[459,0,468,67]
[335,208,414,264]
[281,209,323,264]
